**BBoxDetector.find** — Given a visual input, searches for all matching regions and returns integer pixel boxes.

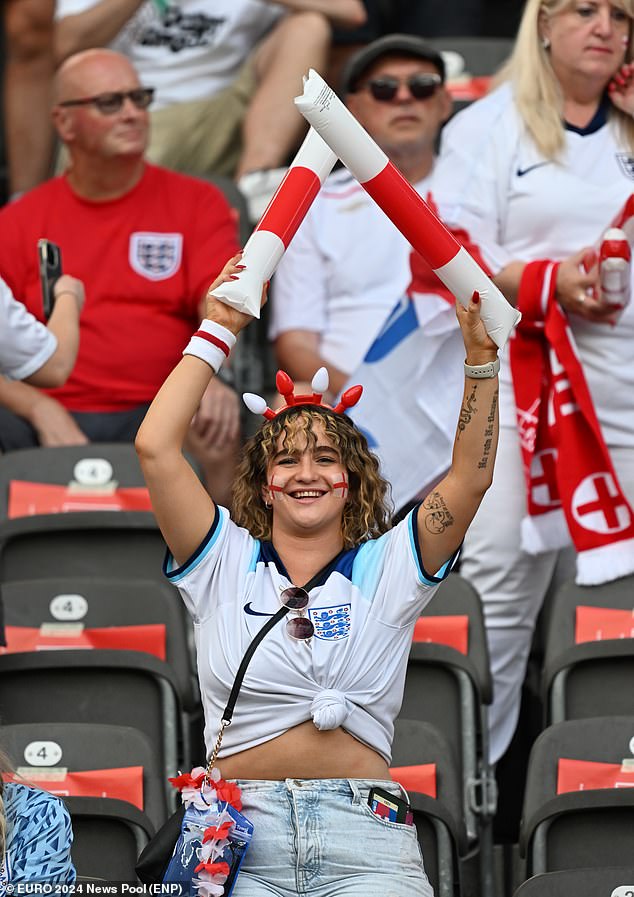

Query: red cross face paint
[264,419,349,536]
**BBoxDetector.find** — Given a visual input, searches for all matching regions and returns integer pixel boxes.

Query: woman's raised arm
[135,254,259,566]
[416,292,500,575]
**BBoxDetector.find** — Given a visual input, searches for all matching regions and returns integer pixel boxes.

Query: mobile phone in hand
[37,239,63,319]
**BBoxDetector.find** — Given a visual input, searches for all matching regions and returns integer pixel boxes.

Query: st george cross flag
[347,249,464,512]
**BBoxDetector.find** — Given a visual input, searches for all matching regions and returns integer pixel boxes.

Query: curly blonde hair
[496,0,634,158]
[232,407,393,549]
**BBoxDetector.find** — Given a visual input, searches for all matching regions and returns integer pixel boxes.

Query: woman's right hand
[204,253,268,335]
[555,248,615,323]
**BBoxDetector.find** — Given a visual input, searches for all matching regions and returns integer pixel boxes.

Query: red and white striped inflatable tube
[211,127,337,317]
[295,69,521,348]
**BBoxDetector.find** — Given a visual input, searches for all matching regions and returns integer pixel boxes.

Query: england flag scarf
[510,259,634,585]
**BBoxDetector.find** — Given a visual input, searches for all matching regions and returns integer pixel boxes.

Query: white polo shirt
[165,505,457,764]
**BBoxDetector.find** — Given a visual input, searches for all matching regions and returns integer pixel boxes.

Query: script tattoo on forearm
[478,389,498,470]
[457,384,478,440]
[423,491,455,534]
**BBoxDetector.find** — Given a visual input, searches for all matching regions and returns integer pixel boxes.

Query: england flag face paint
[263,420,349,533]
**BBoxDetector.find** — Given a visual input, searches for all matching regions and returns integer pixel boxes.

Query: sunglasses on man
[360,73,443,102]
[58,87,155,115]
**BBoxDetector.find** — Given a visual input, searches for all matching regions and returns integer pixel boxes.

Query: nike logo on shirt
[244,602,275,616]
[516,162,550,177]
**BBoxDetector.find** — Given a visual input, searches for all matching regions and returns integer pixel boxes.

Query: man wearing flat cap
[270,34,452,401]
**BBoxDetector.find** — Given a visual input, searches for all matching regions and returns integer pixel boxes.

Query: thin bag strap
[221,564,328,724]
[205,562,341,775]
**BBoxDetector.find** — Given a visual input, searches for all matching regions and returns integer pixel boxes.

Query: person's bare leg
[236,11,331,179]
[4,0,56,196]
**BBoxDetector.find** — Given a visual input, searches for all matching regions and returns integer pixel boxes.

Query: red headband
[243,368,363,420]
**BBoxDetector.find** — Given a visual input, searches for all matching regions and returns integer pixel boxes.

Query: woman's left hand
[455,291,499,365]
[609,62,634,117]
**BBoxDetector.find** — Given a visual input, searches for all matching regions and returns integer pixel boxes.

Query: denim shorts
[232,778,434,897]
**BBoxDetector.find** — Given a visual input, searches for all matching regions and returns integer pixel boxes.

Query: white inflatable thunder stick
[211,127,337,317]
[295,69,521,348]
[599,228,631,311]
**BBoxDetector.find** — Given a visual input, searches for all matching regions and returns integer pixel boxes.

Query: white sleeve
[353,508,459,628]
[54,0,98,20]
[268,210,328,341]
[431,86,518,273]
[0,278,57,380]
[164,507,258,623]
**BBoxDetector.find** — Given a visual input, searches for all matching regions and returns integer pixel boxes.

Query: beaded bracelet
[183,319,237,373]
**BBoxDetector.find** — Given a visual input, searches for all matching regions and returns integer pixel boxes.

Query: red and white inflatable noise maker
[211,127,337,317]
[599,227,631,311]
[295,69,521,348]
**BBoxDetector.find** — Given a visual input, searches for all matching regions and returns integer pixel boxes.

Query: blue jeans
[232,778,434,896]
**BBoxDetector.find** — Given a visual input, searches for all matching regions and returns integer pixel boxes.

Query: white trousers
[460,423,634,764]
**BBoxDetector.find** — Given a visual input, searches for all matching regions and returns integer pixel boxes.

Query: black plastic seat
[520,717,634,875]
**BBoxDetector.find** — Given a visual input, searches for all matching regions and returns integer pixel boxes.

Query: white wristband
[183,319,237,372]
[464,356,500,379]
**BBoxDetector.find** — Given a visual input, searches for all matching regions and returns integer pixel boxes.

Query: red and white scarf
[510,259,634,585]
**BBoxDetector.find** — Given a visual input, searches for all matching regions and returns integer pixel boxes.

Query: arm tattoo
[422,491,454,534]
[457,384,478,440]
[478,389,499,470]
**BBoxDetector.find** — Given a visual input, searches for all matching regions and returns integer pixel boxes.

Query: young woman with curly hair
[135,254,500,896]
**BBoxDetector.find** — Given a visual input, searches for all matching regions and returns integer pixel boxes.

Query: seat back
[62,796,154,881]
[391,718,466,897]
[0,511,164,581]
[1,576,197,711]
[520,717,634,874]
[1,722,169,829]
[513,867,634,897]
[543,575,634,724]
[0,650,183,802]
[400,573,494,843]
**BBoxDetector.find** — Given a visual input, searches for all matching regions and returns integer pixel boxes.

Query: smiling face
[541,1,632,90]
[262,418,349,539]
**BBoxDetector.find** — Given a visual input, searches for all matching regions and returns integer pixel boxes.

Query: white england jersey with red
[270,168,431,376]
[0,277,56,380]
[165,505,457,764]
[431,82,634,446]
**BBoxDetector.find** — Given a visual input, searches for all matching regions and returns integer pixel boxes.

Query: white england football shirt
[431,83,634,446]
[165,505,457,764]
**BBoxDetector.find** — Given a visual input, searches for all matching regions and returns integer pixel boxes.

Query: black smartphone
[37,239,63,319]
[367,786,413,825]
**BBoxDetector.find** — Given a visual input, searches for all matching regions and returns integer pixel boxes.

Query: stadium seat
[1,721,169,829]
[391,718,467,897]
[398,573,495,896]
[542,574,634,725]
[399,573,495,842]
[513,866,634,897]
[62,796,154,881]
[520,717,634,875]
[1,575,200,763]
[0,649,183,808]
[0,443,165,582]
